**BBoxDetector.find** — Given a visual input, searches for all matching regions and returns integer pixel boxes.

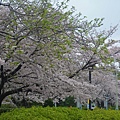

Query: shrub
[43,98,54,107]
[1,107,120,120]
[64,96,76,107]
[0,104,15,114]
[11,97,43,108]
[57,96,76,107]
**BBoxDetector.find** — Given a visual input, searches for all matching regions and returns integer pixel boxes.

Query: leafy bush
[1,104,16,108]
[0,104,16,115]
[1,107,120,120]
[11,97,43,108]
[0,108,13,115]
[57,96,76,107]
[63,96,76,107]
[43,98,54,107]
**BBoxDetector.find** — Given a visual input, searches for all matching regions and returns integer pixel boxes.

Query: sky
[67,0,120,41]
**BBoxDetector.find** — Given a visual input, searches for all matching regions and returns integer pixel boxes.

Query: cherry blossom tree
[0,0,118,106]
[0,0,77,106]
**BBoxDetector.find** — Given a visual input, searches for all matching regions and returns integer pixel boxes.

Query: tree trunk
[0,95,5,107]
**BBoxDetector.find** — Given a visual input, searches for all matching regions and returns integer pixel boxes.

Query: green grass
[0,107,120,120]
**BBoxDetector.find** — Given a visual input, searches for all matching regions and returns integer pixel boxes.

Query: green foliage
[44,98,54,107]
[0,104,16,115]
[1,104,15,108]
[2,0,76,61]
[1,107,120,120]
[118,71,120,80]
[0,108,13,115]
[64,96,76,107]
[58,96,76,107]
[11,97,43,108]
[112,71,120,80]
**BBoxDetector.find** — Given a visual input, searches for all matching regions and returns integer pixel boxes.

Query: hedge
[0,107,120,120]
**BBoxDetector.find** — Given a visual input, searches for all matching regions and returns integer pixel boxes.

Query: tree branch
[0,2,10,6]
[0,85,29,103]
[4,63,23,82]
[69,54,97,78]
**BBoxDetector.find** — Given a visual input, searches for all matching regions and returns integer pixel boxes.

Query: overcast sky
[66,0,120,40]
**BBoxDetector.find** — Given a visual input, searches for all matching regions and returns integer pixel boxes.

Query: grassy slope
[0,107,120,120]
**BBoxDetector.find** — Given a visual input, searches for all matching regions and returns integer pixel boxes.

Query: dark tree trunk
[0,98,2,107]
[0,63,25,107]
[0,65,4,95]
[0,95,6,107]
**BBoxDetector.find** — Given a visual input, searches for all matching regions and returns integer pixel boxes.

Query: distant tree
[67,21,117,78]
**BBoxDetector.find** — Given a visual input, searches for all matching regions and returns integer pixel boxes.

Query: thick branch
[0,85,29,103]
[69,55,97,78]
[4,63,23,82]
[0,2,10,6]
